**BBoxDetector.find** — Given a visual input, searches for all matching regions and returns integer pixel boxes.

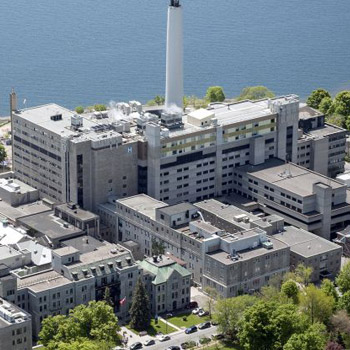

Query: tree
[154,95,165,106]
[319,97,333,115]
[94,104,107,112]
[326,114,346,128]
[237,86,275,101]
[294,264,313,285]
[237,301,307,350]
[214,295,257,341]
[129,277,151,331]
[151,239,165,256]
[325,341,344,350]
[331,310,350,349]
[299,284,335,324]
[306,89,331,109]
[39,301,119,348]
[0,144,7,164]
[333,91,350,116]
[204,287,219,318]
[283,323,328,350]
[75,106,84,114]
[237,301,276,350]
[103,287,113,307]
[281,280,299,304]
[206,86,225,103]
[56,340,112,350]
[321,279,338,302]
[336,261,350,294]
[338,291,350,315]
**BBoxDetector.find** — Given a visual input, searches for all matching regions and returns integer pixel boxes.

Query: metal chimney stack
[165,0,184,109]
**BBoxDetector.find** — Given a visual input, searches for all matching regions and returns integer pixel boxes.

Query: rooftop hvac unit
[71,114,83,129]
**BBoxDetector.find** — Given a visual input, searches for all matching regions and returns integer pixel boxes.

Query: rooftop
[157,202,197,216]
[298,105,322,120]
[273,226,341,258]
[16,240,52,266]
[0,178,37,194]
[237,158,345,196]
[61,236,105,254]
[18,211,82,240]
[118,194,166,220]
[0,298,31,328]
[138,256,191,285]
[206,236,288,265]
[17,270,72,292]
[55,203,98,221]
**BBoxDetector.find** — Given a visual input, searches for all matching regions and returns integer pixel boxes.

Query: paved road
[131,325,218,350]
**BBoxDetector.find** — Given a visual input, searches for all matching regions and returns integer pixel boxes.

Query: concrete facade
[0,298,32,350]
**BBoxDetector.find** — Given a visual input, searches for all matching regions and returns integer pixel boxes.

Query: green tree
[238,301,306,350]
[333,91,350,116]
[151,239,165,256]
[336,262,350,294]
[39,301,119,348]
[75,106,84,114]
[94,104,107,111]
[326,114,346,128]
[0,144,7,164]
[325,341,344,350]
[214,295,257,341]
[338,291,350,315]
[103,287,113,307]
[306,89,331,109]
[319,97,333,115]
[154,95,165,106]
[204,287,219,318]
[56,340,112,350]
[283,323,328,350]
[331,310,350,349]
[294,264,313,285]
[281,280,299,304]
[39,315,67,347]
[299,284,335,324]
[321,279,338,302]
[206,86,225,103]
[129,278,151,331]
[237,86,275,101]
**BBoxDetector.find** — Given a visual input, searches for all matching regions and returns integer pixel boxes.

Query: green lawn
[127,319,176,336]
[167,312,211,328]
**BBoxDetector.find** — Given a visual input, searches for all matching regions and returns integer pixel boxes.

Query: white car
[143,339,155,346]
[158,335,171,342]
[198,310,209,317]
[192,307,202,315]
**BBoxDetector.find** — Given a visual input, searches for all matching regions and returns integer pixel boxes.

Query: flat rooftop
[18,211,82,240]
[0,178,37,194]
[118,194,166,220]
[56,203,98,221]
[0,200,51,223]
[299,105,322,120]
[302,123,346,139]
[207,236,288,265]
[0,245,23,260]
[17,270,72,292]
[157,202,197,216]
[274,226,341,258]
[0,298,30,328]
[237,158,345,196]
[62,236,105,254]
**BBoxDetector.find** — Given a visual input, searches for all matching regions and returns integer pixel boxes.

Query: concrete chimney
[165,0,183,109]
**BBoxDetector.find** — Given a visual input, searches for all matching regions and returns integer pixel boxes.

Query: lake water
[0,0,349,115]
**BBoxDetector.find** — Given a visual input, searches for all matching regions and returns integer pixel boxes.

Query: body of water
[0,0,349,115]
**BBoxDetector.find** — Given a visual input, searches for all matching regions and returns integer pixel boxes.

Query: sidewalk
[158,316,181,331]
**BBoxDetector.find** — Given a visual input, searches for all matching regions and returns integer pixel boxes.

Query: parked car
[167,346,180,350]
[130,342,143,350]
[158,335,171,342]
[198,321,211,330]
[143,339,155,346]
[198,310,209,317]
[192,307,202,315]
[185,325,198,334]
[186,301,198,309]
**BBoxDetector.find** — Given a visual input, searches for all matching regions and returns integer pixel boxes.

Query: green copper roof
[138,259,191,285]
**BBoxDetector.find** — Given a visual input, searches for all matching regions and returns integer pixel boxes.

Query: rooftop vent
[116,260,122,267]
[51,114,62,121]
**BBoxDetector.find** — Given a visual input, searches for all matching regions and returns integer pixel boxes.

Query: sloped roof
[138,258,191,285]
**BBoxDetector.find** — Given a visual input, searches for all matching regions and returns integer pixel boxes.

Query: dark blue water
[0,0,349,116]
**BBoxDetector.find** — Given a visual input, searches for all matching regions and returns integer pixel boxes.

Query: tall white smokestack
[165,0,183,109]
